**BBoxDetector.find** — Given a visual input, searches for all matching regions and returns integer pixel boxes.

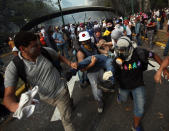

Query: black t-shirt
[103,34,112,42]
[114,48,154,89]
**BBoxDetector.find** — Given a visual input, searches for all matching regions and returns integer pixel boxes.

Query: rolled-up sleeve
[4,61,19,88]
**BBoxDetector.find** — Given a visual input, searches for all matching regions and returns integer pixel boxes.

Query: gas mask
[115,36,134,61]
[107,26,114,32]
[115,46,132,60]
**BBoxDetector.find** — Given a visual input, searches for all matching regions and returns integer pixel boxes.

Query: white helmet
[79,31,91,42]
[115,36,134,61]
[111,28,122,40]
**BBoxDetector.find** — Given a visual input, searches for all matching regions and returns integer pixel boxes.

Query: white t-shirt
[125,25,132,35]
[167,20,169,25]
[40,29,45,37]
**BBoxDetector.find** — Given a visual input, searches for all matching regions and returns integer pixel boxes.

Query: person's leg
[150,30,154,49]
[163,38,169,56]
[61,44,64,56]
[87,72,103,102]
[136,34,141,46]
[131,86,145,129]
[43,87,75,131]
[77,54,107,69]
[104,58,115,84]
[87,71,103,113]
[147,30,151,45]
[78,71,88,88]
[118,88,130,103]
[57,45,63,56]
[63,42,70,59]
[70,54,106,74]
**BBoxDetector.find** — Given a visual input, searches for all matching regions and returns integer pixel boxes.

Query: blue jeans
[57,44,64,56]
[63,42,70,59]
[71,54,115,84]
[136,33,142,46]
[87,69,104,101]
[118,86,145,117]
[78,70,88,84]
[163,38,169,56]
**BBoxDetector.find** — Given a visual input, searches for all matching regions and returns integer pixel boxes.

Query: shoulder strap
[41,48,62,73]
[13,56,27,83]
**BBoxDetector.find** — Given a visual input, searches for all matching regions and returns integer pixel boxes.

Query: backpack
[135,48,155,71]
[12,48,62,85]
[0,73,4,98]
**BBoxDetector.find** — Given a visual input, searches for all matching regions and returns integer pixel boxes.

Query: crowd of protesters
[0,8,169,131]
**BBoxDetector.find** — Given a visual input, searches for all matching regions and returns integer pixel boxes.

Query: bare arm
[98,48,108,55]
[154,56,169,83]
[3,87,19,112]
[153,53,163,65]
[54,40,63,43]
[102,42,113,46]
[59,55,77,69]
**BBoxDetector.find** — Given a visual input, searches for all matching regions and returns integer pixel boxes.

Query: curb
[155,42,166,47]
[133,33,166,48]
[0,52,12,58]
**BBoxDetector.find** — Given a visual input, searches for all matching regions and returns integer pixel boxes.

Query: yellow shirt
[103,30,111,36]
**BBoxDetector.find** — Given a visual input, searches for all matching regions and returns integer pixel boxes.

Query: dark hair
[94,28,101,33]
[14,31,37,49]
[106,19,113,24]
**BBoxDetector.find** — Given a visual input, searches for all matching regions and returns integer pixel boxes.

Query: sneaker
[97,101,104,114]
[131,125,142,131]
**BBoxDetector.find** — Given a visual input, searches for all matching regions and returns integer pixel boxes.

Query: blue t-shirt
[52,32,65,46]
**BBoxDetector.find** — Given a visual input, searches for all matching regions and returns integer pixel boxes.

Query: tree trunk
[138,0,142,11]
[144,0,150,12]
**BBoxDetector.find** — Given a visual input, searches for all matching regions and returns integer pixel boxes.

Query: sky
[52,0,85,8]
[43,0,114,25]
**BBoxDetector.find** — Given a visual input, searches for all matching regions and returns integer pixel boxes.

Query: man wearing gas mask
[112,36,168,131]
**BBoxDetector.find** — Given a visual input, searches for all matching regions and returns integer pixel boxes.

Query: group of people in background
[1,7,169,131]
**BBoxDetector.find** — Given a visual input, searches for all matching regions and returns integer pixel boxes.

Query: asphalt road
[0,42,169,131]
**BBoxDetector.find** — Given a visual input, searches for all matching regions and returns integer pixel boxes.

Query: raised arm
[59,55,77,69]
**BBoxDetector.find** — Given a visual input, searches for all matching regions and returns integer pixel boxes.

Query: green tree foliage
[151,0,168,9]
[4,0,54,27]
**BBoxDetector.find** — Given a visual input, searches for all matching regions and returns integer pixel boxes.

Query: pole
[58,0,65,26]
[84,12,86,23]
[72,15,76,24]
